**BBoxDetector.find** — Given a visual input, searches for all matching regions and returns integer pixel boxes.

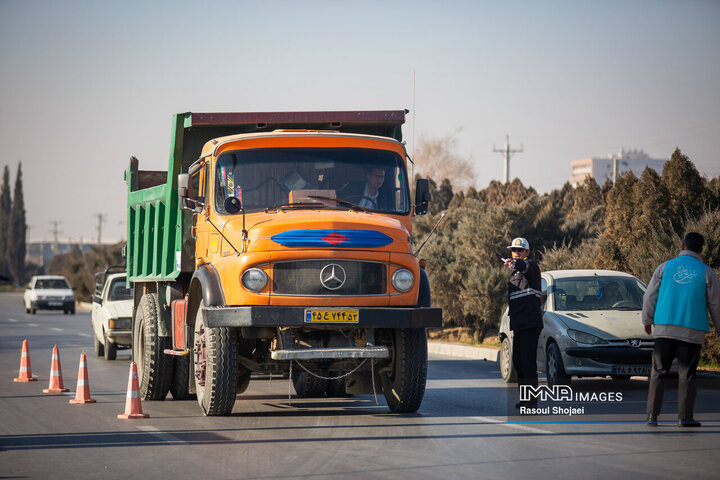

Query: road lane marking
[28,323,38,327]
[8,318,18,322]
[50,327,63,332]
[136,425,186,444]
[77,333,91,337]
[469,416,553,434]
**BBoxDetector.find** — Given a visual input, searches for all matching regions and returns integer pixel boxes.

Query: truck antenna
[414,211,446,257]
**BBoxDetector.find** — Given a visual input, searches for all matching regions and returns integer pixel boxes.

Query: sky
[1,0,719,244]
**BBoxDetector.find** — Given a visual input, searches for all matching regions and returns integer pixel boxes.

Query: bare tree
[412,130,476,191]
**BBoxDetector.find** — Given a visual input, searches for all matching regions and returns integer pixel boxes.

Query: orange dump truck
[125,111,442,415]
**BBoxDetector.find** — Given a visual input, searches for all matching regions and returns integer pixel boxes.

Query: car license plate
[49,301,63,306]
[612,365,650,376]
[304,308,359,323]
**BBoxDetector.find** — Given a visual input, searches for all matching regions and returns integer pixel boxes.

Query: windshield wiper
[307,195,367,212]
[265,202,330,213]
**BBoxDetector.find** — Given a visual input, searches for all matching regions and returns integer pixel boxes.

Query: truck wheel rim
[194,324,207,388]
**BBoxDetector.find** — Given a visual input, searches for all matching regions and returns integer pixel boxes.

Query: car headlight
[391,269,414,292]
[64,295,75,301]
[241,268,268,292]
[567,329,608,345]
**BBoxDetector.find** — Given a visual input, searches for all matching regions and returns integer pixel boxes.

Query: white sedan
[499,269,653,386]
[91,271,133,360]
[24,275,75,314]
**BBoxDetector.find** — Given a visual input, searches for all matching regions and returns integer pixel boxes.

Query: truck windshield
[214,148,410,215]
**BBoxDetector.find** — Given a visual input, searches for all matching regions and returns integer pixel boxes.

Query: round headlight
[241,268,268,292]
[391,269,414,292]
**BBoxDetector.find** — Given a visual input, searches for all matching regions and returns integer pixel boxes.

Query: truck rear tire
[134,293,173,400]
[291,370,328,398]
[193,303,237,415]
[380,328,428,413]
[170,354,196,400]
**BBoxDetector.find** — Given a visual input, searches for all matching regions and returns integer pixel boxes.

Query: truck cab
[126,111,441,415]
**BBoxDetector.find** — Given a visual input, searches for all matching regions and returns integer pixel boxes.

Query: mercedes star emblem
[320,263,346,291]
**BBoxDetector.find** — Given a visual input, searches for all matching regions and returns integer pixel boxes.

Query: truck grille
[272,260,386,296]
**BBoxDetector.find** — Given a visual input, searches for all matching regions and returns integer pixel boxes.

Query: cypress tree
[631,167,670,240]
[0,166,11,276]
[8,163,27,283]
[661,148,706,231]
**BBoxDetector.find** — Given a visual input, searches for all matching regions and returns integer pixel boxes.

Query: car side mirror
[414,178,430,216]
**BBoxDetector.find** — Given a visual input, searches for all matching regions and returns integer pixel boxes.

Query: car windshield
[214,147,410,215]
[553,276,646,311]
[35,278,70,289]
[108,278,133,301]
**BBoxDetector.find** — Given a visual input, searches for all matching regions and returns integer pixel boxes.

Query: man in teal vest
[642,232,720,427]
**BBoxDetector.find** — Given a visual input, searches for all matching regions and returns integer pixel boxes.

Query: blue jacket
[643,250,720,344]
[654,255,709,332]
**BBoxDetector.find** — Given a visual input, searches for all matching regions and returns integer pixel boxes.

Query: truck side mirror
[178,173,190,210]
[414,178,430,216]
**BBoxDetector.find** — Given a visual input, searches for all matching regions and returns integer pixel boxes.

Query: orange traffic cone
[69,351,96,404]
[118,362,149,419]
[43,344,69,393]
[14,339,38,382]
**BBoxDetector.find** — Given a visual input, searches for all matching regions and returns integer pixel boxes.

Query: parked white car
[499,269,653,386]
[91,269,133,360]
[24,275,75,314]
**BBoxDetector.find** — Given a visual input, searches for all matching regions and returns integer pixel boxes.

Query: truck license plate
[304,308,359,323]
[612,365,650,376]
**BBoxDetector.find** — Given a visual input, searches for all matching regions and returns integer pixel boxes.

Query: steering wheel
[611,300,637,308]
[345,194,377,209]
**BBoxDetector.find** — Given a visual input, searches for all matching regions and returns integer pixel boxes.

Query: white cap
[507,237,530,250]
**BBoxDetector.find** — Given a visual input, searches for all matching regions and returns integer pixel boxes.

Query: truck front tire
[193,303,238,416]
[134,293,173,400]
[380,328,428,413]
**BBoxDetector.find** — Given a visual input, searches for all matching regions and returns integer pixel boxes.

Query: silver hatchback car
[499,269,653,386]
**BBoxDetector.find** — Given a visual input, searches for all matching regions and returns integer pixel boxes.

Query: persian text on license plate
[304,309,359,323]
[612,365,650,376]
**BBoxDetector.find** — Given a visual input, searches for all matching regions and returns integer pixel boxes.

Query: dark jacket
[508,257,543,332]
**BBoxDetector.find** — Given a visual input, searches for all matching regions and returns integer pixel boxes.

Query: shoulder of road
[428,340,500,361]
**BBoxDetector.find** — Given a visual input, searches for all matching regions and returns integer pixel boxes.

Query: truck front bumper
[202,306,442,329]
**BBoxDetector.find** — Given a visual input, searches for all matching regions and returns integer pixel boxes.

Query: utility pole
[493,135,524,184]
[95,213,106,245]
[49,221,62,254]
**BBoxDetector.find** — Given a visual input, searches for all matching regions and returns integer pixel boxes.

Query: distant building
[571,149,667,185]
[26,242,94,270]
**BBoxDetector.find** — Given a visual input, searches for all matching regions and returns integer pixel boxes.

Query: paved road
[2,291,720,479]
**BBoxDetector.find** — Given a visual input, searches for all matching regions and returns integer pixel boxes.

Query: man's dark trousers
[513,327,542,390]
[647,337,701,421]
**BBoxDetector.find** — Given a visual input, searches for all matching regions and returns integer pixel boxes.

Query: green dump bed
[125,110,406,283]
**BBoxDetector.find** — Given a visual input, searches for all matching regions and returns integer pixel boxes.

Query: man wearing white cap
[503,237,543,408]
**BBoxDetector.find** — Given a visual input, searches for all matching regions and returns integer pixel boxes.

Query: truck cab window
[214,148,410,215]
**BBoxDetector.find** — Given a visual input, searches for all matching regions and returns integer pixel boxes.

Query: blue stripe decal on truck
[271,229,393,248]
